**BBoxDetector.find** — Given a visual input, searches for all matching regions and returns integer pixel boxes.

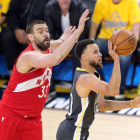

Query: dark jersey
[66,68,100,131]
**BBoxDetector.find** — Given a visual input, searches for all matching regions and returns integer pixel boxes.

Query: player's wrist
[75,30,81,39]
[130,100,134,108]
[59,38,65,43]
[113,58,120,63]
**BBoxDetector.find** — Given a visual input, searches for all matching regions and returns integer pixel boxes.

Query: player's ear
[27,34,34,42]
[81,54,87,61]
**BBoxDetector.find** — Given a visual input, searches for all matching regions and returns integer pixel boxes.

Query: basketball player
[0,9,89,140]
[56,39,140,140]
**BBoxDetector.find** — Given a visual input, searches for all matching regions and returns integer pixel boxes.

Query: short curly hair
[74,39,95,60]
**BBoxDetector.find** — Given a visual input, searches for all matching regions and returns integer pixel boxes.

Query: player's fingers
[65,26,73,33]
[68,26,73,31]
[82,9,89,17]
[84,10,89,17]
[71,26,76,30]
[108,40,110,51]
[68,26,76,34]
[113,45,117,51]
[84,17,90,21]
[108,40,112,50]
[70,26,76,33]
[64,28,69,33]
[109,41,113,50]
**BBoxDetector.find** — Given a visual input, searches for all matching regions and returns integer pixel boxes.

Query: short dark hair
[26,20,46,34]
[74,39,95,60]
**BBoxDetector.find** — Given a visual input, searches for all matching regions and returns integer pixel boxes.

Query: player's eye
[39,31,43,34]
[38,30,43,34]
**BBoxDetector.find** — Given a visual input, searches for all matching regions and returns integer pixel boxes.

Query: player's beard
[35,37,50,51]
[89,60,103,69]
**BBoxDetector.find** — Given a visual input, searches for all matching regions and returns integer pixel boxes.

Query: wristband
[130,100,133,108]
[60,38,64,42]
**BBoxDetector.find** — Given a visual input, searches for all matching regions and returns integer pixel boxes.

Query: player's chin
[97,64,103,69]
[100,65,103,69]
[44,43,50,49]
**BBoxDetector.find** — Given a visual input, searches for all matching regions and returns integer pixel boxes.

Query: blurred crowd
[0,0,140,100]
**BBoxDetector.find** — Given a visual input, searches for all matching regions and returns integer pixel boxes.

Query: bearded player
[57,39,140,140]
[0,9,89,140]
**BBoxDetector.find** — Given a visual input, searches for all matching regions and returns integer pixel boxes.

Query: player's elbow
[53,58,61,66]
[98,105,105,112]
[51,54,62,66]
[36,55,58,68]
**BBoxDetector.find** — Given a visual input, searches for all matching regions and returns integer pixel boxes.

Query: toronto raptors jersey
[66,68,100,129]
[1,44,52,117]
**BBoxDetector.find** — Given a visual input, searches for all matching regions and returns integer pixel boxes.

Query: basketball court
[42,109,140,140]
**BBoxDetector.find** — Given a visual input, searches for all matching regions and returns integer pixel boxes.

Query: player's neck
[81,64,95,74]
[31,43,46,54]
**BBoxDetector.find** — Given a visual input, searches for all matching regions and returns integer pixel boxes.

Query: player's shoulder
[78,73,97,82]
[22,50,40,56]
[18,50,40,62]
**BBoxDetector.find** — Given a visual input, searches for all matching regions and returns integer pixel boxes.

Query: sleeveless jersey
[66,68,100,129]
[1,44,52,117]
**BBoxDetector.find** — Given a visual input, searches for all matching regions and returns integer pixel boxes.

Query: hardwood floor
[42,109,140,140]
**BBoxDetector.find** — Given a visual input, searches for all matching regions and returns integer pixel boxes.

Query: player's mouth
[44,38,50,43]
[99,59,102,63]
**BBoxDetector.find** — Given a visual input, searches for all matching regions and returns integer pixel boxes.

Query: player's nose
[99,52,102,57]
[44,31,49,37]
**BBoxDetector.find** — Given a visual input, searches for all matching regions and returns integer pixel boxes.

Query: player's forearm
[108,59,121,94]
[50,39,63,53]
[99,100,131,112]
[132,23,140,41]
[89,22,99,38]
[52,31,80,64]
[50,39,63,49]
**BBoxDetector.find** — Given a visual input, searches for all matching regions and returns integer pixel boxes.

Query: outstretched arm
[98,95,140,112]
[17,9,90,73]
[50,26,76,52]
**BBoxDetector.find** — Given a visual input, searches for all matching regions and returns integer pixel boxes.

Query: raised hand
[132,96,140,108]
[77,9,89,35]
[60,26,76,42]
[108,40,119,61]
